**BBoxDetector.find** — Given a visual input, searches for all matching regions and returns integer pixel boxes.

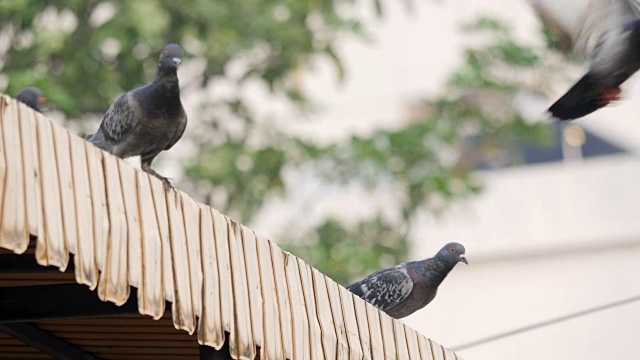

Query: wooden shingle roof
[0,94,461,359]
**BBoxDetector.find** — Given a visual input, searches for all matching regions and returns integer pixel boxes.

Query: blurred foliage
[284,217,409,285]
[186,139,288,221]
[0,0,365,115]
[0,3,553,284]
[279,16,553,282]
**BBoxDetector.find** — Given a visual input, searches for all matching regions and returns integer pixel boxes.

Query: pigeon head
[158,44,184,70]
[436,242,467,265]
[16,87,46,112]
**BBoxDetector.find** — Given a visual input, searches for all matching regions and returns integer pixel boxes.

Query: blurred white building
[251,0,640,358]
[405,146,640,360]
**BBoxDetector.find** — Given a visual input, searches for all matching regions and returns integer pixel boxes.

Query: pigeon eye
[164,51,169,56]
[449,248,455,253]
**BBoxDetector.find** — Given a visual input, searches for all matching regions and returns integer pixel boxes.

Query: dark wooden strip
[0,323,96,360]
[78,346,199,355]
[0,345,40,352]
[200,340,233,360]
[48,332,195,341]
[66,339,198,348]
[0,254,74,274]
[36,325,182,334]
[97,355,195,360]
[40,318,175,326]
[0,284,142,323]
[0,354,52,359]
[0,280,76,286]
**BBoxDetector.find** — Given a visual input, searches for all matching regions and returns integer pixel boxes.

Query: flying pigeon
[346,242,467,319]
[88,44,187,189]
[537,0,640,120]
[16,87,46,113]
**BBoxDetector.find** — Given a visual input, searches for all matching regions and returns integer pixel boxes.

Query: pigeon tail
[88,130,109,151]
[346,282,365,297]
[548,73,614,121]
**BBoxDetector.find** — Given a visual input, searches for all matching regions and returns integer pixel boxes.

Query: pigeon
[347,242,467,319]
[539,0,640,120]
[16,87,46,112]
[88,44,187,189]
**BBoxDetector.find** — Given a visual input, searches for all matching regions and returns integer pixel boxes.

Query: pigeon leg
[141,157,174,191]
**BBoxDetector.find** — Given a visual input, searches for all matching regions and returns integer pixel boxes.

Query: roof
[0,237,203,359]
[0,94,461,359]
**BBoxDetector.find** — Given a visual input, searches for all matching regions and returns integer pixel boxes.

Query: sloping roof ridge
[0,94,460,360]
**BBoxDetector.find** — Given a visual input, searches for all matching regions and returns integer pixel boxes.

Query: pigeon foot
[160,176,175,192]
[142,167,175,192]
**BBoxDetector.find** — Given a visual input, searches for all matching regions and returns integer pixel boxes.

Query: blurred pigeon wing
[575,0,640,67]
[527,0,586,52]
[99,93,136,142]
[360,267,413,311]
[528,0,640,58]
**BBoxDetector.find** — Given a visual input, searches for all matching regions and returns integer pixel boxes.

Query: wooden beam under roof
[0,322,98,360]
[0,254,75,273]
[199,340,232,360]
[0,284,147,323]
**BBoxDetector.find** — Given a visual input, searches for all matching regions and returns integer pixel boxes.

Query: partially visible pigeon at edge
[16,87,46,113]
[535,0,640,120]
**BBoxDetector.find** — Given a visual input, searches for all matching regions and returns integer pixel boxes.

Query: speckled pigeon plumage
[16,87,46,113]
[89,44,187,189]
[347,242,467,319]
[543,0,640,120]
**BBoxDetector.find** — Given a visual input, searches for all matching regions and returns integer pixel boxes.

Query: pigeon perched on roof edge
[88,44,187,190]
[347,242,467,319]
[16,87,46,113]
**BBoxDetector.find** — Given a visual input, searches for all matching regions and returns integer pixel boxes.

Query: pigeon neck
[420,258,454,281]
[156,63,178,78]
[153,66,180,98]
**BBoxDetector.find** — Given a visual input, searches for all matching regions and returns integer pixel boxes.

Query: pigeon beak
[172,57,182,67]
[459,254,468,265]
[38,97,47,103]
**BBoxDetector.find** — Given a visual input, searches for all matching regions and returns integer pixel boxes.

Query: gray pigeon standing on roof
[347,242,467,319]
[540,0,640,120]
[88,44,187,189]
[16,87,46,113]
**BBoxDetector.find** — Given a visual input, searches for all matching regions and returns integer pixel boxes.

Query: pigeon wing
[574,0,640,85]
[527,0,640,58]
[164,111,187,151]
[98,93,137,143]
[574,0,640,71]
[359,267,413,312]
